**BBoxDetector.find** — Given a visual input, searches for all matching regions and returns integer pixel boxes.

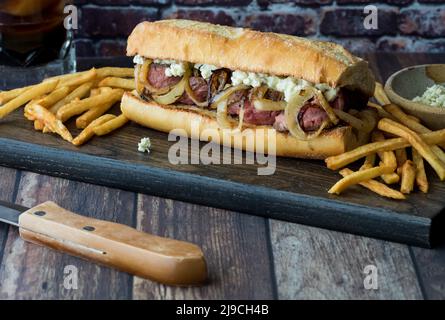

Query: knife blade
[0,200,26,227]
[0,200,207,286]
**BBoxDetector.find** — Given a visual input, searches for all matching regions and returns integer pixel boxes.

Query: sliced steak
[298,104,329,131]
[274,89,364,132]
[147,63,181,89]
[178,77,209,105]
[228,91,280,126]
[227,90,249,114]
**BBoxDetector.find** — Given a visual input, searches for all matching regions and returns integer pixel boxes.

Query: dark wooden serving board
[0,54,444,248]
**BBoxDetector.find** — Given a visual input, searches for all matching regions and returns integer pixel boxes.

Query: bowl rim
[384,63,445,116]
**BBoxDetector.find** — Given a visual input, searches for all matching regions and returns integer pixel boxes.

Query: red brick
[87,0,169,4]
[294,0,332,3]
[418,0,445,3]
[377,37,445,53]
[399,9,445,37]
[97,40,127,57]
[258,0,333,6]
[413,40,445,53]
[175,0,252,5]
[244,12,316,36]
[79,7,158,38]
[377,37,411,52]
[320,8,398,36]
[74,39,95,57]
[337,0,413,5]
[164,10,235,26]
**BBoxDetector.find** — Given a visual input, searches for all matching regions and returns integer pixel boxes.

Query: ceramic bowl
[384,64,445,130]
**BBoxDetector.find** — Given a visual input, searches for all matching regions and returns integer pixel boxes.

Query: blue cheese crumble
[413,84,445,108]
[138,137,151,154]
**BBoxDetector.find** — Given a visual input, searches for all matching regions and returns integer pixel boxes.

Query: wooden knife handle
[18,201,207,286]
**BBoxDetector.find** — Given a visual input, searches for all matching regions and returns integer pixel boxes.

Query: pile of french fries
[0,67,135,146]
[326,82,445,200]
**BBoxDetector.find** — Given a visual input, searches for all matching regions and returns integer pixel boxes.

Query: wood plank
[380,53,445,300]
[0,167,19,264]
[270,54,430,299]
[0,57,443,247]
[0,172,135,299]
[270,220,423,299]
[133,195,275,299]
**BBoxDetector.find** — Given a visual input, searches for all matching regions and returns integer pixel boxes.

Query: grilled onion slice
[210,84,249,109]
[216,98,233,130]
[253,98,286,111]
[314,89,339,125]
[235,104,245,132]
[208,68,232,102]
[285,89,316,140]
[184,63,208,108]
[152,67,191,105]
[214,85,249,130]
[138,59,174,96]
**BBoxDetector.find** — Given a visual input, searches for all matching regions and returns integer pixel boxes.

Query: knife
[0,200,207,286]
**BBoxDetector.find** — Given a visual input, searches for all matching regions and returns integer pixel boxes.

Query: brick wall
[72,0,445,57]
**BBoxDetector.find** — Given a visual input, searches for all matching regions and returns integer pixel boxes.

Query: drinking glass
[0,0,76,88]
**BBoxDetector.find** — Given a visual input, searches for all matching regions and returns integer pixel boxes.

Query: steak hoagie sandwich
[121,19,376,159]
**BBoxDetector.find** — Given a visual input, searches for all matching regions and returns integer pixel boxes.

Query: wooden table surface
[0,53,444,300]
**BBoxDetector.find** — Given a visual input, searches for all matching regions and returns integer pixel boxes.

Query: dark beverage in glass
[0,0,70,67]
[0,0,75,88]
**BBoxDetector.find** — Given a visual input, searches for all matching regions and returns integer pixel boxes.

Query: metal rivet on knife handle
[34,211,46,216]
[83,226,95,232]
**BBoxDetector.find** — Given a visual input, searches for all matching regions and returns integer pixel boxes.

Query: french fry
[325,129,445,170]
[98,77,135,91]
[360,153,376,170]
[92,114,129,136]
[372,131,397,169]
[96,67,134,79]
[50,82,94,114]
[395,148,408,167]
[408,114,420,123]
[90,88,101,97]
[384,103,445,152]
[36,86,71,109]
[340,168,405,200]
[57,68,97,89]
[374,82,391,105]
[26,97,47,131]
[412,149,428,193]
[45,70,89,83]
[25,104,73,142]
[76,99,117,129]
[395,148,408,175]
[34,120,45,131]
[57,88,124,122]
[72,114,116,146]
[0,79,59,119]
[378,118,445,180]
[0,84,37,105]
[328,165,394,195]
[89,87,112,98]
[372,131,399,184]
[367,101,395,120]
[333,109,365,131]
[98,87,113,94]
[379,162,400,184]
[400,160,416,194]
